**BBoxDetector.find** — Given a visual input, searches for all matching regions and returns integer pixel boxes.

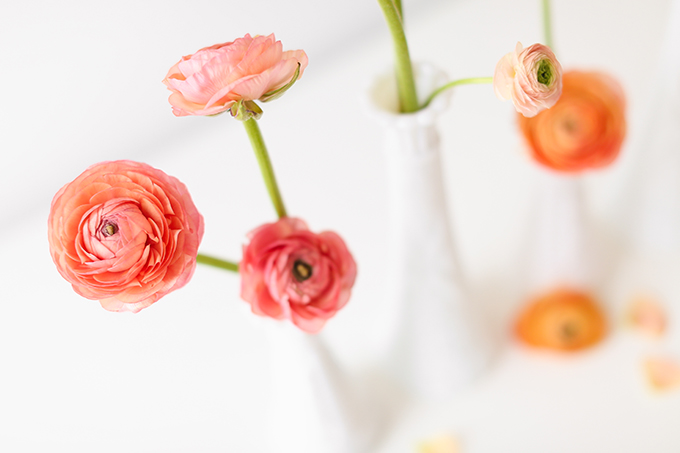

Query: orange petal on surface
[627,297,666,337]
[645,357,680,391]
[516,288,606,351]
[418,434,459,453]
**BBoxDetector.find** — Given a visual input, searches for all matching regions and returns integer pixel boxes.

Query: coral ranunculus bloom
[515,288,606,351]
[163,34,308,117]
[518,70,626,172]
[240,217,357,334]
[48,161,204,313]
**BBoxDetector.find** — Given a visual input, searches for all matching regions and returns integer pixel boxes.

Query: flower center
[101,221,118,237]
[536,59,553,86]
[292,259,313,282]
[560,321,579,342]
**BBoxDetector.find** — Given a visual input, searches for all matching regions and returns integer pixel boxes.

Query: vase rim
[365,62,451,127]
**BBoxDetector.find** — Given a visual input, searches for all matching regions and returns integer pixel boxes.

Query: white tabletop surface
[2,0,679,451]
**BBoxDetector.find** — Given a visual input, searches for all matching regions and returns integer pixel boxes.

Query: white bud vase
[527,169,595,294]
[615,0,680,257]
[367,63,494,400]
[265,322,380,453]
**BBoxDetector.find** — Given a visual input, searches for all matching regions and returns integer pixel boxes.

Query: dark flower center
[560,321,579,342]
[101,221,118,237]
[536,59,553,86]
[292,259,313,282]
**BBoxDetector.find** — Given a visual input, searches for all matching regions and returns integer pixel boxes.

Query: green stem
[242,118,287,219]
[196,253,239,272]
[422,77,494,109]
[394,0,402,17]
[542,0,554,49]
[377,0,418,113]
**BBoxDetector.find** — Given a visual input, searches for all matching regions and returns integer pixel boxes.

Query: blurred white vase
[367,63,494,401]
[615,0,680,258]
[265,322,381,453]
[526,168,596,296]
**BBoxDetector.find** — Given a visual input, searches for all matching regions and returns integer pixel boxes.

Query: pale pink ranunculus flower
[163,33,308,117]
[240,217,357,334]
[48,161,204,313]
[494,42,563,118]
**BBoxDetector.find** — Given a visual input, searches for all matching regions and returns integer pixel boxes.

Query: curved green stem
[196,253,239,273]
[242,118,287,219]
[422,77,494,109]
[542,0,554,49]
[377,0,418,113]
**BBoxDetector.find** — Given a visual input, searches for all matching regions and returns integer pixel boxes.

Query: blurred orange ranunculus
[518,70,626,172]
[515,288,606,351]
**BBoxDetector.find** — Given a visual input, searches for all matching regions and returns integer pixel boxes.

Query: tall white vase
[616,0,680,257]
[526,168,595,295]
[367,63,493,400]
[265,322,380,453]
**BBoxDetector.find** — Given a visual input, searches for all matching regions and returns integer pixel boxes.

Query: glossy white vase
[367,63,493,400]
[265,322,380,453]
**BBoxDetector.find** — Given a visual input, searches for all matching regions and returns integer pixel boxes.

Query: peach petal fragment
[627,296,666,337]
[418,435,459,453]
[645,357,680,391]
[516,288,606,351]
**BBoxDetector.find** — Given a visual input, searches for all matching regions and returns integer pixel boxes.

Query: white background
[1,0,679,451]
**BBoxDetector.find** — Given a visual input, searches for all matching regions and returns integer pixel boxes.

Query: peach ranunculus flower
[494,42,563,118]
[240,217,357,334]
[518,70,626,172]
[48,161,204,313]
[163,33,308,118]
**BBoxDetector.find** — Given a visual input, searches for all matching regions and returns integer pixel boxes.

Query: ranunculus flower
[163,33,308,117]
[240,217,357,333]
[48,160,204,313]
[518,70,626,172]
[515,288,606,351]
[494,42,563,117]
